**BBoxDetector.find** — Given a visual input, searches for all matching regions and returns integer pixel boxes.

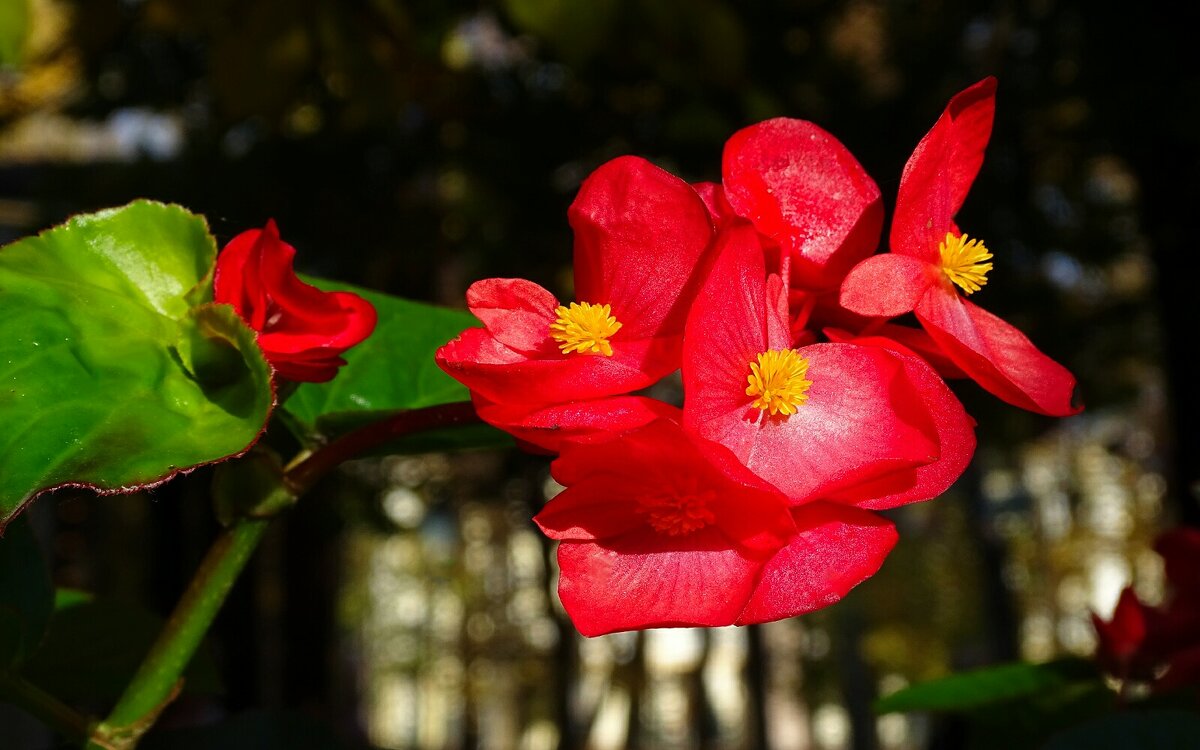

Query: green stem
[92,518,269,748]
[0,673,96,743]
[90,401,481,748]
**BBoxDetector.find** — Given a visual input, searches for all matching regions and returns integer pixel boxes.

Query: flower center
[746,349,812,416]
[940,232,993,295]
[549,301,622,356]
[637,491,717,536]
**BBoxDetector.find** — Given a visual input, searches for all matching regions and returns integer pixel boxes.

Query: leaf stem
[91,518,269,748]
[0,673,97,744]
[283,401,482,494]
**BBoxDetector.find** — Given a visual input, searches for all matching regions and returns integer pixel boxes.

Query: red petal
[435,327,677,405]
[818,341,976,510]
[569,156,715,340]
[916,288,1081,416]
[556,528,762,636]
[736,503,896,624]
[839,253,936,317]
[891,78,997,261]
[545,420,795,554]
[473,394,681,454]
[466,278,559,355]
[1093,587,1149,677]
[722,118,883,290]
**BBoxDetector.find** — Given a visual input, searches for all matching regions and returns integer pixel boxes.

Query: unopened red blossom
[839,78,1080,416]
[214,220,377,383]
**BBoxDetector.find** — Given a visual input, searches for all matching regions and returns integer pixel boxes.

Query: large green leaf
[281,282,506,452]
[18,594,221,703]
[0,516,53,670]
[874,659,1099,714]
[0,201,274,528]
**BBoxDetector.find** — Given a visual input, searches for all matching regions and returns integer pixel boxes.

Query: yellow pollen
[549,301,622,356]
[940,232,993,295]
[638,491,717,536]
[746,349,812,416]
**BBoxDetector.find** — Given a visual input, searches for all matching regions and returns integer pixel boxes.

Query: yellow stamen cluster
[939,232,993,295]
[746,349,812,416]
[549,302,622,356]
[638,492,717,536]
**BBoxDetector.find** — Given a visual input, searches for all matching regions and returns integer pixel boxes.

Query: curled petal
[916,287,1081,416]
[466,278,560,355]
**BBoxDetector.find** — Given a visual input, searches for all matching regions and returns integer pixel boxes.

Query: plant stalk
[0,674,97,744]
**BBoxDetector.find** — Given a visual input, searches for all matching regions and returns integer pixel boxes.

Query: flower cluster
[437,79,1079,636]
[1092,528,1200,694]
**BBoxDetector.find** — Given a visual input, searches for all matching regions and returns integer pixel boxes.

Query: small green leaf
[0,516,53,669]
[0,201,274,528]
[874,659,1098,714]
[282,282,506,452]
[18,597,221,702]
[140,710,352,750]
[1042,710,1200,749]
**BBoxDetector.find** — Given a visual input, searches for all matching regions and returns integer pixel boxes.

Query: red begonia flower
[536,419,896,635]
[722,118,883,292]
[213,220,377,383]
[839,78,1079,417]
[682,224,969,506]
[1091,586,1151,680]
[436,156,714,407]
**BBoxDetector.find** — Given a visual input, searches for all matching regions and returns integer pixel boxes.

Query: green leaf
[18,597,221,702]
[1042,710,1200,749]
[281,281,507,452]
[0,516,53,669]
[0,201,274,528]
[874,659,1099,714]
[0,0,29,68]
[140,710,352,750]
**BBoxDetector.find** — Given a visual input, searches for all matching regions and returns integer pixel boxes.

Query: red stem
[284,401,482,493]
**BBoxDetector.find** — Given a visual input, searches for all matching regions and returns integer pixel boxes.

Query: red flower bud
[214,220,376,383]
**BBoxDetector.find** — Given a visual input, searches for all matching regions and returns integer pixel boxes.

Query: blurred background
[1,0,1197,748]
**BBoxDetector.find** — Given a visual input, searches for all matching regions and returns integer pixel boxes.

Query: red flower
[839,78,1080,416]
[682,224,975,507]
[436,156,714,416]
[214,220,376,383]
[1091,528,1200,692]
[536,419,897,635]
[1091,587,1151,681]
